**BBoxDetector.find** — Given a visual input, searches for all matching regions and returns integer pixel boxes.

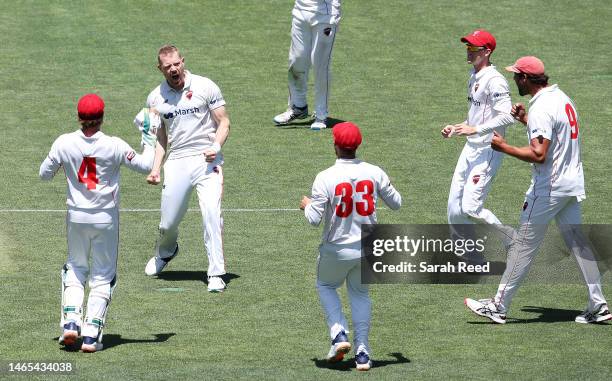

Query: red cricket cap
[505,56,545,76]
[461,29,496,52]
[77,93,105,120]
[333,122,362,150]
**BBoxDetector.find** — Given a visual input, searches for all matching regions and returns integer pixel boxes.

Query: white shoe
[207,276,226,293]
[355,346,372,371]
[145,245,178,276]
[326,331,351,363]
[575,304,612,323]
[464,298,507,324]
[310,118,327,130]
[273,105,309,125]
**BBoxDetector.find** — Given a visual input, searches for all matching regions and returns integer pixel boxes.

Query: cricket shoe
[207,276,226,293]
[273,105,309,125]
[145,245,179,276]
[81,336,103,353]
[355,347,372,371]
[326,331,351,363]
[575,304,612,324]
[464,298,507,324]
[310,118,327,130]
[59,322,80,347]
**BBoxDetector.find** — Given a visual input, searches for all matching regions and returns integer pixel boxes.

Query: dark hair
[79,119,103,129]
[526,73,549,86]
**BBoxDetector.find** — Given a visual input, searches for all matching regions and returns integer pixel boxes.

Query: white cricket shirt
[147,71,226,161]
[39,130,154,223]
[295,0,341,15]
[466,65,514,145]
[525,84,585,198]
[305,158,402,246]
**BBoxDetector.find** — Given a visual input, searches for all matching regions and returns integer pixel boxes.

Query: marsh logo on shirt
[468,96,481,107]
[164,107,200,119]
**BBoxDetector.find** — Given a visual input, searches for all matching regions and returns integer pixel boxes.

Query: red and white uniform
[147,71,226,276]
[287,0,341,120]
[448,65,514,226]
[494,85,607,312]
[305,158,401,353]
[40,129,154,336]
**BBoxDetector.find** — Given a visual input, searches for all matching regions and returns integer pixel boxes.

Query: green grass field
[1,1,611,379]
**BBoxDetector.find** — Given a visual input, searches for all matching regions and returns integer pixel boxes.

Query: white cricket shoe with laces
[145,245,179,276]
[575,304,612,324]
[273,105,309,125]
[464,298,507,324]
[207,276,226,293]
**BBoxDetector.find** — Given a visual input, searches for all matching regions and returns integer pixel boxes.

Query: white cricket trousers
[448,143,504,225]
[316,243,370,353]
[156,155,225,276]
[495,195,607,312]
[288,8,337,120]
[63,211,118,336]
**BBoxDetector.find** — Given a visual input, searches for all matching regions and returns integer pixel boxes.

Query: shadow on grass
[311,352,410,371]
[55,333,175,352]
[156,271,240,285]
[276,117,345,129]
[466,306,592,324]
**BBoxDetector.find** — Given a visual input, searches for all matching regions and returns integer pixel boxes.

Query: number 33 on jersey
[304,159,402,246]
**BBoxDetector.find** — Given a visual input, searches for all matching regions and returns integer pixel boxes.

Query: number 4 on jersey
[335,180,375,217]
[78,157,99,190]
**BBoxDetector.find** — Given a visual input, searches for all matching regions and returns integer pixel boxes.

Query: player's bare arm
[491,131,549,163]
[204,106,230,163]
[300,196,312,210]
[147,125,167,185]
[511,103,528,125]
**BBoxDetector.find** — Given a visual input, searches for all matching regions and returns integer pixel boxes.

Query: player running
[465,56,611,324]
[441,29,515,248]
[300,122,402,370]
[143,45,230,293]
[40,94,156,352]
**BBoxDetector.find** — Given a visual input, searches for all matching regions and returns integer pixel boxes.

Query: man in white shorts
[143,45,230,293]
[40,94,156,352]
[301,122,401,370]
[465,56,611,324]
[442,29,515,249]
[273,0,341,130]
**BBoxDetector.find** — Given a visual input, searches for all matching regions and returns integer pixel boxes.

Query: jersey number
[565,103,579,140]
[78,157,99,190]
[334,180,375,218]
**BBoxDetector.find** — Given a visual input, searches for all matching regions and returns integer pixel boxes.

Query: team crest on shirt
[186,91,193,100]
[126,151,135,161]
[472,174,481,184]
[474,83,480,92]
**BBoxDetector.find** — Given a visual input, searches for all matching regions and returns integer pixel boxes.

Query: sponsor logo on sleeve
[126,151,136,161]
[472,174,481,184]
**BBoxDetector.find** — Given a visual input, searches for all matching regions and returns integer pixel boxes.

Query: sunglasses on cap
[466,45,486,52]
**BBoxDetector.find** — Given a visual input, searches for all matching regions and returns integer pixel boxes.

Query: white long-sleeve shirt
[305,158,401,246]
[39,129,154,223]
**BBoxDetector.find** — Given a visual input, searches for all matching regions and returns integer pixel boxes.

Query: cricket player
[300,122,401,370]
[40,94,156,352]
[441,29,515,245]
[465,56,611,324]
[143,45,230,293]
[273,0,341,130]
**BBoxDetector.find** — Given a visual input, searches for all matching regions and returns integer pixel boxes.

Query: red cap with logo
[333,122,362,150]
[461,29,496,52]
[505,56,545,76]
[77,93,105,120]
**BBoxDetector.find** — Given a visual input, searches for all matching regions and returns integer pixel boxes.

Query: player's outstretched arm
[118,138,155,174]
